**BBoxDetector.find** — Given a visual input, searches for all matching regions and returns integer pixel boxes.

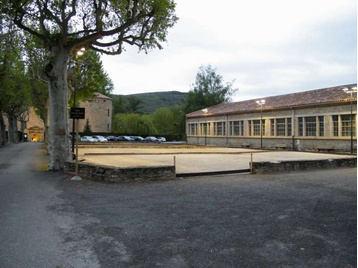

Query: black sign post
[70,107,85,119]
[70,107,85,181]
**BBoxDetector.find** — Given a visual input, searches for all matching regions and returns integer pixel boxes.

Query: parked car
[106,136,118,141]
[157,137,166,142]
[131,136,145,141]
[80,136,97,142]
[93,136,108,142]
[145,136,158,142]
[117,136,132,141]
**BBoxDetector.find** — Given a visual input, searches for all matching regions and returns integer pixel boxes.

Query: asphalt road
[0,143,356,268]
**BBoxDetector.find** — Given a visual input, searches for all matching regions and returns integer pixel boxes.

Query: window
[107,124,110,131]
[233,121,240,136]
[287,118,292,136]
[253,120,265,136]
[200,123,210,135]
[108,109,110,116]
[332,115,339,136]
[189,123,197,135]
[276,119,286,136]
[230,121,244,136]
[214,122,226,136]
[341,115,356,136]
[249,121,252,136]
[319,116,324,136]
[305,117,316,136]
[298,117,303,136]
[270,119,275,136]
[253,120,260,136]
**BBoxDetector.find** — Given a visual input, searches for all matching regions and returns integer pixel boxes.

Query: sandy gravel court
[78,147,356,174]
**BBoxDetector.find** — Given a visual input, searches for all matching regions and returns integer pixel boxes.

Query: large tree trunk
[8,114,18,144]
[46,47,71,170]
[0,112,6,146]
[42,108,50,153]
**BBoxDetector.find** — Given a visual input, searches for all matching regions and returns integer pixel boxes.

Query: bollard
[174,155,176,173]
[250,153,253,173]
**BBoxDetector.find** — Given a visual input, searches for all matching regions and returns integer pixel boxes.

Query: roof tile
[187,84,357,118]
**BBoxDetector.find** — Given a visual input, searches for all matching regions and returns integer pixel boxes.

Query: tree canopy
[1,0,178,170]
[185,65,238,113]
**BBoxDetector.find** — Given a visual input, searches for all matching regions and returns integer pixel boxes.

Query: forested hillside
[111,91,187,114]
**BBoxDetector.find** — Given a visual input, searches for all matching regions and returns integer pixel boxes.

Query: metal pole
[260,107,263,149]
[71,119,82,181]
[71,89,76,154]
[350,93,353,154]
[204,115,207,146]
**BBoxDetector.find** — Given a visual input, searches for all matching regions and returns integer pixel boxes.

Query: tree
[170,104,186,135]
[68,50,114,106]
[1,0,178,170]
[0,22,31,144]
[127,96,143,114]
[185,65,238,113]
[152,107,174,134]
[25,35,50,146]
[112,113,156,136]
[112,95,127,115]
[83,119,92,135]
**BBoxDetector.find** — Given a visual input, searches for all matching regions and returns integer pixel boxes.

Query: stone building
[69,92,112,133]
[19,92,112,142]
[186,84,357,152]
[25,108,45,142]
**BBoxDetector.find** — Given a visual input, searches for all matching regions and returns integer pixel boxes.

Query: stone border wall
[65,161,176,183]
[251,158,357,174]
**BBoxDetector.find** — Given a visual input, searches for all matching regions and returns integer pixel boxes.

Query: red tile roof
[187,84,357,118]
[94,92,112,100]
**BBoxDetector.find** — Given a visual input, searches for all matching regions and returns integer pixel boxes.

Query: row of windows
[188,115,356,137]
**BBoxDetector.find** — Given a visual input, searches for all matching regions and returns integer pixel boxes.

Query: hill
[112,91,187,114]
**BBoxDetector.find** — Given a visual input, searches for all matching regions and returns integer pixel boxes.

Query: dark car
[117,136,132,141]
[107,136,118,141]
[131,136,145,141]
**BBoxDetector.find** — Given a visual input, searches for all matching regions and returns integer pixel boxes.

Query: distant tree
[0,24,31,144]
[185,65,238,113]
[127,96,143,114]
[83,119,92,135]
[170,105,186,135]
[139,115,157,136]
[152,107,174,134]
[112,113,156,136]
[112,96,127,115]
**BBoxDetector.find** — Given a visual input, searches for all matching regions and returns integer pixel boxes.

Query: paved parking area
[79,147,356,174]
[59,167,357,267]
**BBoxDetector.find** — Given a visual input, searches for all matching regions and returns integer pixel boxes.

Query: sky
[101,0,357,102]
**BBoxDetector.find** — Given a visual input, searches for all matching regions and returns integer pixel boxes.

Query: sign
[70,108,85,119]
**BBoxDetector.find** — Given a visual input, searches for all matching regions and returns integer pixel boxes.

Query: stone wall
[251,157,357,174]
[65,161,176,183]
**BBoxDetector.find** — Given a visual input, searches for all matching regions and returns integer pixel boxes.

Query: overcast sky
[101,0,357,102]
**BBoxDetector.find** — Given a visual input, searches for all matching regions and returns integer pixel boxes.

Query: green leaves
[185,65,238,113]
